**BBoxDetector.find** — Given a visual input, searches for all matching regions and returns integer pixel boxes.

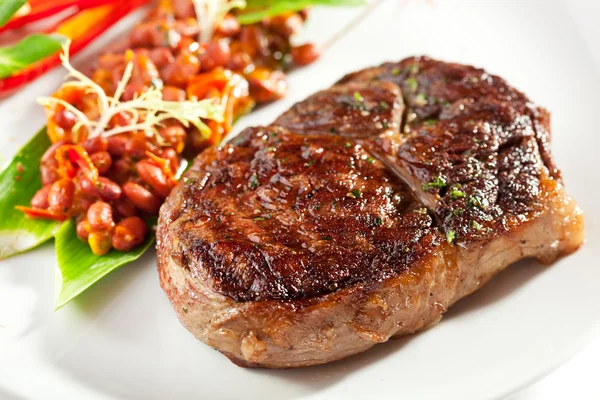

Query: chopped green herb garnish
[379,101,389,110]
[391,67,401,75]
[421,175,447,191]
[471,220,482,230]
[373,217,383,227]
[322,235,333,241]
[450,186,466,200]
[347,189,362,199]
[366,156,375,164]
[469,195,489,209]
[405,77,418,92]
[446,230,456,244]
[253,216,266,221]
[344,141,352,148]
[408,64,419,74]
[304,160,315,167]
[424,119,437,126]
[248,173,259,189]
[353,91,364,102]
[414,93,428,106]
[452,208,464,217]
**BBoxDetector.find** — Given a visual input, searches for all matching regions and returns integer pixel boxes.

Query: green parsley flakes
[450,186,466,200]
[446,230,456,244]
[405,77,418,92]
[470,220,483,230]
[347,189,363,199]
[422,176,447,191]
[248,173,259,189]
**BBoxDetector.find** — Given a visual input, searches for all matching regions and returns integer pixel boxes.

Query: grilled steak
[157,57,584,368]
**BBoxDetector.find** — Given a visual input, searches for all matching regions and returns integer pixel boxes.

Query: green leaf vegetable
[238,0,366,24]
[0,34,66,79]
[0,128,61,260]
[0,0,27,28]
[54,219,156,310]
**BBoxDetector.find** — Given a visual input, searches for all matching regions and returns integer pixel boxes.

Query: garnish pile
[0,0,364,308]
[17,0,328,255]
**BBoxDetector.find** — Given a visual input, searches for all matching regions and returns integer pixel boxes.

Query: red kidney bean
[126,134,148,159]
[107,134,129,157]
[239,25,268,59]
[41,163,61,186]
[108,157,135,184]
[122,83,146,102]
[158,123,186,153]
[123,181,162,214]
[172,0,195,18]
[97,177,122,201]
[83,136,109,154]
[174,17,199,38]
[291,43,321,66]
[111,216,148,251]
[267,13,303,39]
[199,39,231,71]
[247,68,288,103]
[160,147,180,173]
[48,178,75,213]
[161,85,186,102]
[226,50,252,71]
[90,151,112,175]
[111,111,134,128]
[53,108,77,130]
[98,53,125,71]
[113,198,139,219]
[87,201,114,231]
[136,160,172,198]
[149,47,174,68]
[31,185,51,209]
[160,52,200,87]
[76,218,91,241]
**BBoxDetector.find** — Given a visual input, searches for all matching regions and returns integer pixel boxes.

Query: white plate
[1,1,599,399]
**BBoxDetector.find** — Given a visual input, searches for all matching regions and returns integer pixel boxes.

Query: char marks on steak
[157,57,584,368]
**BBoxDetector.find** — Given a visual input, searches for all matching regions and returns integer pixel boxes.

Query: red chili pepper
[55,144,99,183]
[0,0,128,33]
[0,0,151,94]
[15,206,67,221]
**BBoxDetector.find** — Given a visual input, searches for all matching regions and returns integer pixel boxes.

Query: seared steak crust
[157,57,584,368]
[160,126,441,302]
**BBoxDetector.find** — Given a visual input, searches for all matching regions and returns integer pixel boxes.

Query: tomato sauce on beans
[25,0,320,255]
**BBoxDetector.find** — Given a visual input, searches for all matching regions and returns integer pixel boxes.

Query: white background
[514,0,600,398]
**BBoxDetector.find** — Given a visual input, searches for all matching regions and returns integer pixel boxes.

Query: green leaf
[238,0,366,24]
[0,127,61,259]
[54,219,156,310]
[0,0,27,28]
[0,34,66,79]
